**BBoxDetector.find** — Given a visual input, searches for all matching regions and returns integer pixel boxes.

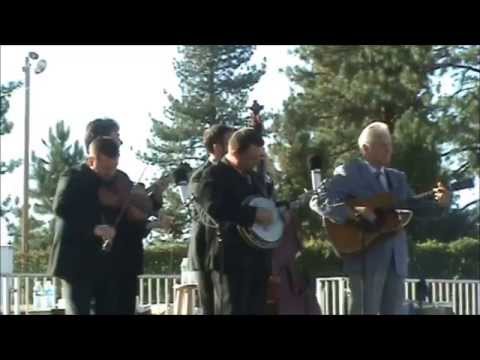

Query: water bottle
[40,283,48,309]
[50,281,56,308]
[44,280,55,309]
[181,258,189,284]
[33,281,44,310]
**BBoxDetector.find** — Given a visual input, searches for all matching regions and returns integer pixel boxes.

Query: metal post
[13,277,20,315]
[22,56,31,259]
[1,277,10,315]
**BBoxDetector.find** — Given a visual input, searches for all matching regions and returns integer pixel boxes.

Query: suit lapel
[358,160,385,194]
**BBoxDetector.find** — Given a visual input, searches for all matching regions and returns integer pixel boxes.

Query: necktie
[375,171,388,191]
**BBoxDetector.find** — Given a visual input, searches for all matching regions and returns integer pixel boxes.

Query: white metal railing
[1,273,62,315]
[316,277,480,315]
[0,273,181,315]
[316,277,350,315]
[137,274,182,313]
[2,273,478,315]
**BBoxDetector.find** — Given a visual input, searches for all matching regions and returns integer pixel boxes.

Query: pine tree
[271,45,477,242]
[30,120,85,217]
[140,45,266,241]
[30,120,85,250]
[141,45,266,170]
[431,45,480,176]
[1,81,23,240]
[8,120,85,252]
[1,81,23,175]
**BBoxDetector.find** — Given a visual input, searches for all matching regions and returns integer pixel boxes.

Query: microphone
[308,154,323,190]
[173,163,192,204]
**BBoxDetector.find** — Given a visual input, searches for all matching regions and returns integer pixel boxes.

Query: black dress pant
[110,274,138,315]
[62,276,115,315]
[211,266,269,315]
[197,270,215,315]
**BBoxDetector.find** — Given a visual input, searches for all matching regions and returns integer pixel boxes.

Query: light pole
[21,51,47,258]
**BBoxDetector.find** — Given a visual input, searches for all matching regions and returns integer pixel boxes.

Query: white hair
[358,122,391,154]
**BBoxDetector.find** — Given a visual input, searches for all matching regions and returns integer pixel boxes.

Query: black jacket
[196,159,272,273]
[187,160,214,271]
[103,171,150,277]
[48,164,109,281]
[48,164,160,281]
[107,171,162,276]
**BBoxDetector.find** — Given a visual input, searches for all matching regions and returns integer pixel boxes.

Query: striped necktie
[375,171,389,191]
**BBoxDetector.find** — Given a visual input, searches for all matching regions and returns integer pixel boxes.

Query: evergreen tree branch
[431,63,480,74]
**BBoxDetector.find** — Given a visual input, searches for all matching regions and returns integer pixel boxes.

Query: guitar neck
[411,190,434,200]
[411,177,474,201]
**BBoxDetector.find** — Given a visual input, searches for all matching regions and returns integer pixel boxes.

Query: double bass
[249,100,280,314]
[248,101,321,315]
[248,101,281,314]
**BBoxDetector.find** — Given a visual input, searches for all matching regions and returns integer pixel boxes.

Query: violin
[96,170,173,252]
[97,170,155,224]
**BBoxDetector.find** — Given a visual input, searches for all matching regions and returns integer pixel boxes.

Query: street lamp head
[28,52,39,60]
[34,59,47,74]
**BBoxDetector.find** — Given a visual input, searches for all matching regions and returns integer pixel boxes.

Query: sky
[1,45,478,245]
[0,45,302,244]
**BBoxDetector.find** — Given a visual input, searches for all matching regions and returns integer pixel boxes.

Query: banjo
[238,100,319,250]
[237,190,317,250]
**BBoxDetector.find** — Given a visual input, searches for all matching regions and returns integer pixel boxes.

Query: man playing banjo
[196,127,274,315]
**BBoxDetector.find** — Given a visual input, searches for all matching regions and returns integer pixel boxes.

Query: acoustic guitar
[324,178,474,256]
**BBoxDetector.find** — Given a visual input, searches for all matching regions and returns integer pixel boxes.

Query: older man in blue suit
[310,122,451,315]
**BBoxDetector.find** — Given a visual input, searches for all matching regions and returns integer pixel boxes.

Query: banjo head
[239,196,285,249]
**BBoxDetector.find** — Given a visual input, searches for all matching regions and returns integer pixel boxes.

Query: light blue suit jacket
[319,159,419,278]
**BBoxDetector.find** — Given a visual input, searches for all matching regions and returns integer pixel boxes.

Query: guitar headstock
[449,177,475,192]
